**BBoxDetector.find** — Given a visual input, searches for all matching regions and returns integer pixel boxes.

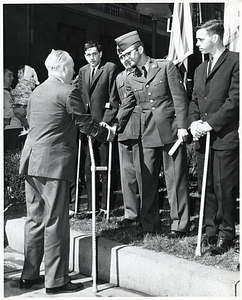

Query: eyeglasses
[119,48,137,60]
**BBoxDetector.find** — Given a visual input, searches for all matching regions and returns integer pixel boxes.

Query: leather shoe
[167,230,187,239]
[46,281,84,294]
[201,235,217,247]
[210,237,234,256]
[116,218,135,227]
[19,275,45,289]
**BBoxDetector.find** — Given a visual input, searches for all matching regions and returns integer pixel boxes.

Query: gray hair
[44,49,73,71]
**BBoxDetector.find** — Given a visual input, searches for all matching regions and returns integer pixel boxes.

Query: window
[58,23,85,60]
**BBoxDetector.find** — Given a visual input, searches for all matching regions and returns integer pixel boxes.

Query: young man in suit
[114,31,190,236]
[19,49,115,294]
[189,20,239,255]
[71,41,119,220]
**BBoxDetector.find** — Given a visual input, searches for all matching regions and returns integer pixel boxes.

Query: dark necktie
[91,68,95,82]
[142,66,147,78]
[207,57,213,76]
[4,87,11,92]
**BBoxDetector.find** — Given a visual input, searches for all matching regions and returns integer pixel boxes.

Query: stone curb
[5,218,240,297]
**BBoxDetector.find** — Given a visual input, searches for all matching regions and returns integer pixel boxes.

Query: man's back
[20,76,78,182]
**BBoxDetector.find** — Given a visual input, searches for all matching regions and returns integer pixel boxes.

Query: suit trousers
[140,144,190,232]
[118,139,142,221]
[196,147,239,240]
[85,140,109,211]
[21,175,70,288]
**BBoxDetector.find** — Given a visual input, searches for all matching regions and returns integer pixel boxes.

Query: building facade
[4,3,224,84]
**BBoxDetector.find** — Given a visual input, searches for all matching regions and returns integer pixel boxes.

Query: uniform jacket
[116,69,141,141]
[78,60,119,124]
[19,76,108,182]
[116,58,188,147]
[189,49,239,150]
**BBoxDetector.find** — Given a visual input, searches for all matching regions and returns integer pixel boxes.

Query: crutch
[88,136,109,293]
[74,135,82,216]
[106,141,113,221]
[195,131,210,257]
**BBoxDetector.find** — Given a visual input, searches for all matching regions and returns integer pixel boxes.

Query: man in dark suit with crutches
[72,41,119,220]
[189,19,239,255]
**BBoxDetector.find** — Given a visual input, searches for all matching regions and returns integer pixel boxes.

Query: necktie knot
[142,66,147,78]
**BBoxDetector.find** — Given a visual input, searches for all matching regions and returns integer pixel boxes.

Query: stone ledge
[5,218,240,297]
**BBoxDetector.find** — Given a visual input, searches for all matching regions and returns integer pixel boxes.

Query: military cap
[115,31,141,53]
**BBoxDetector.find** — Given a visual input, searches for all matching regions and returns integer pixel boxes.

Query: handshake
[99,122,117,142]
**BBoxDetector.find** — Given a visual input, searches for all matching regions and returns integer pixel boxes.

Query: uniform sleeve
[114,77,136,132]
[188,68,201,126]
[166,61,188,129]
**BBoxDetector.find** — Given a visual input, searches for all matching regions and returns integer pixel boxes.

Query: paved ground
[4,246,148,298]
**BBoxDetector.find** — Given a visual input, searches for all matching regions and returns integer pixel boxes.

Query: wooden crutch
[74,135,82,216]
[195,131,210,257]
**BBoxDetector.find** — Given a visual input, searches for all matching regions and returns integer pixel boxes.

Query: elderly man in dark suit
[70,41,119,220]
[189,20,239,255]
[114,31,190,236]
[19,49,115,294]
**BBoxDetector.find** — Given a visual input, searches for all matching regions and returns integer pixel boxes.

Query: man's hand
[190,120,212,140]
[177,128,189,142]
[190,120,203,140]
[104,124,117,142]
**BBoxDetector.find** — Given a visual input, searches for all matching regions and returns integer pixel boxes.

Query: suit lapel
[207,49,228,80]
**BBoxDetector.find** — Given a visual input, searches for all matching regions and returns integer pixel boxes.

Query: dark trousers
[85,140,110,211]
[22,175,70,288]
[4,128,22,151]
[140,144,190,233]
[196,147,239,240]
[118,139,142,221]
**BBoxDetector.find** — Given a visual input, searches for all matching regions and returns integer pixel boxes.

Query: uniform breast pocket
[154,80,168,97]
[118,81,125,100]
[132,84,146,103]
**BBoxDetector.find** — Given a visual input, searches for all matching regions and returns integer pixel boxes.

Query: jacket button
[152,107,155,110]
[150,99,153,103]
[205,113,207,115]
[148,92,152,96]
[205,97,207,100]
[146,85,149,88]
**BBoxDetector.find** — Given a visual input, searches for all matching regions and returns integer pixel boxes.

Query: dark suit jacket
[189,49,239,150]
[19,76,108,182]
[116,58,188,147]
[116,69,141,141]
[77,60,119,124]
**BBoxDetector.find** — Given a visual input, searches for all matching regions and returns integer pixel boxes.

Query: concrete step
[5,218,240,297]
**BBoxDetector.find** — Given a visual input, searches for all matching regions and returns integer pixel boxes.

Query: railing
[66,3,168,34]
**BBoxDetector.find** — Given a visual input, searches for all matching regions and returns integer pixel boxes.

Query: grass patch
[4,148,240,273]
